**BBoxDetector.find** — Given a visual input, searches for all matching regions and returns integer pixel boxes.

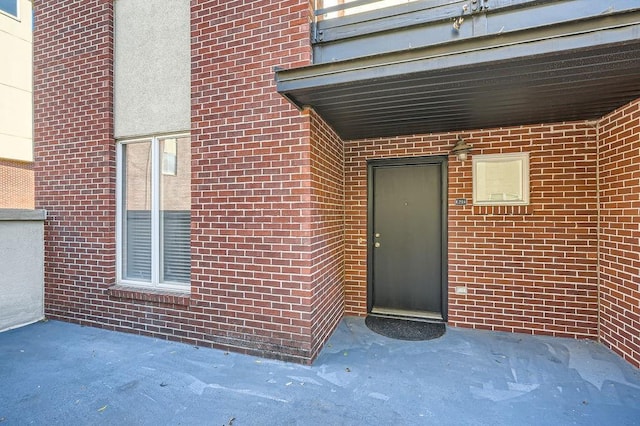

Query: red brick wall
[33,0,116,323]
[33,0,638,365]
[190,0,318,361]
[345,123,600,338]
[598,98,640,368]
[309,110,345,359]
[0,159,34,209]
[34,0,326,363]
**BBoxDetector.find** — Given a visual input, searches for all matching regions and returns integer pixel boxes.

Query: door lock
[375,233,381,238]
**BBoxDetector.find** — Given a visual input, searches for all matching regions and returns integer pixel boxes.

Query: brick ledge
[107,285,190,306]
[472,205,533,215]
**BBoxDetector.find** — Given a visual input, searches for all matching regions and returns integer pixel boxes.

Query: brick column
[33,1,116,322]
[191,0,320,361]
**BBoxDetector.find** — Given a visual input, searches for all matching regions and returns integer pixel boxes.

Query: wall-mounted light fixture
[451,138,473,161]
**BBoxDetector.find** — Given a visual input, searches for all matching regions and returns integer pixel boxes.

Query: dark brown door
[369,157,446,320]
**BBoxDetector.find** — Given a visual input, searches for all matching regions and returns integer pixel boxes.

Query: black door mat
[365,315,446,341]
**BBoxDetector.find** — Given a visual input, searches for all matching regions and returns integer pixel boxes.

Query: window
[0,0,18,18]
[162,139,178,176]
[117,135,191,289]
[473,153,530,205]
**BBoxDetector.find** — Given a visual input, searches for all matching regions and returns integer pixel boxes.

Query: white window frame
[0,0,19,19]
[116,133,190,291]
[472,152,530,206]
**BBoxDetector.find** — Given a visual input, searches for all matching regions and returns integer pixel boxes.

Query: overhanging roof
[276,10,640,140]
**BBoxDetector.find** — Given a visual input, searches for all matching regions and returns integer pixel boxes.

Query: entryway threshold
[370,307,443,322]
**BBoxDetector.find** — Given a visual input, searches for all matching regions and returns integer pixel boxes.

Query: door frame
[366,155,448,320]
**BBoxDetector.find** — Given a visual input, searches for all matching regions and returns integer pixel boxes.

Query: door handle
[374,242,381,248]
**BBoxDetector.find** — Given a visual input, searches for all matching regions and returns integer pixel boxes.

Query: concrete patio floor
[1,317,639,425]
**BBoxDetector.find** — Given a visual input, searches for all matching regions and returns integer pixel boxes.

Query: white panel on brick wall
[114,0,190,138]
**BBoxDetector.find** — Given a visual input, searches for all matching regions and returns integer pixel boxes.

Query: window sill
[108,285,190,307]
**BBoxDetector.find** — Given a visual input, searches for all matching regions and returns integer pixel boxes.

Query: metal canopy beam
[276,11,640,140]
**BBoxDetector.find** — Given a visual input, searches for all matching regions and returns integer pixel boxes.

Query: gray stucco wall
[0,209,45,332]
[114,0,190,138]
